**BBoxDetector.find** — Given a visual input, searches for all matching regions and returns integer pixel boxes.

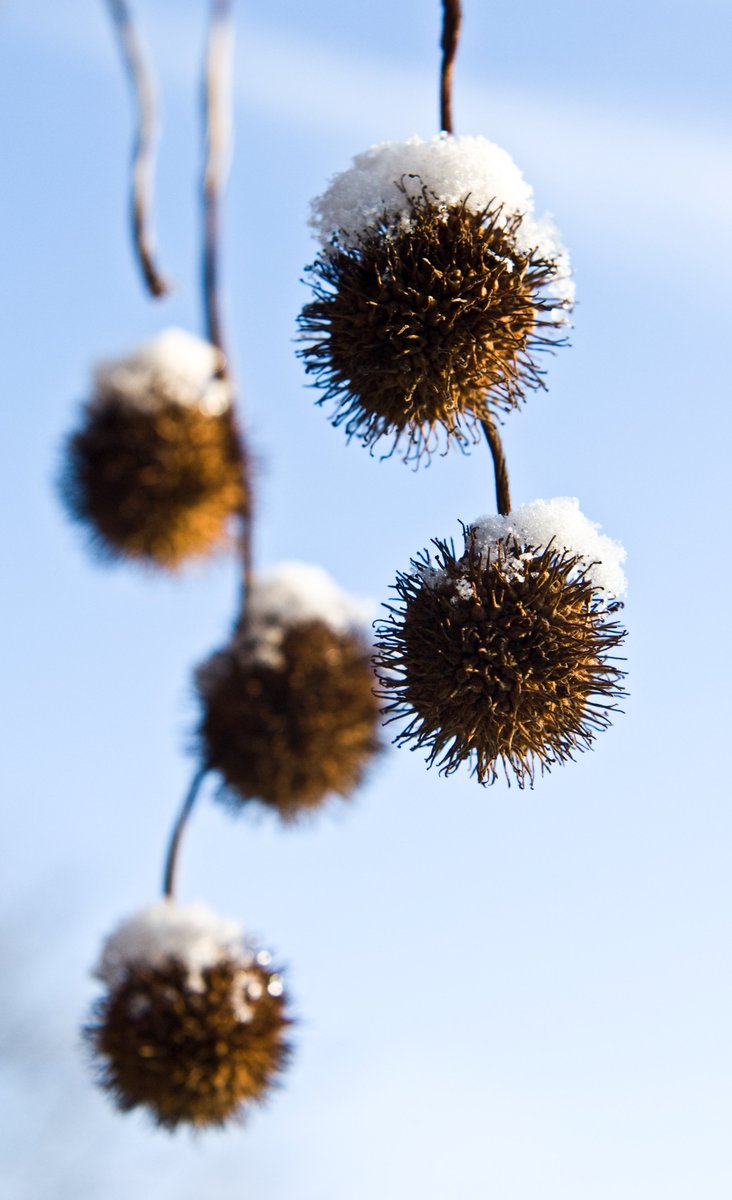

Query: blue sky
[1,2,730,1198]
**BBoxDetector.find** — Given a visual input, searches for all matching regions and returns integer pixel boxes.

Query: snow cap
[95,900,249,991]
[471,498,627,598]
[93,327,231,416]
[310,134,573,304]
[236,562,374,669]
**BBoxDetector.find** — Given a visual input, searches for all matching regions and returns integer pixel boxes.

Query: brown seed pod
[375,519,627,787]
[197,617,382,821]
[85,902,291,1131]
[60,329,248,569]
[299,193,570,463]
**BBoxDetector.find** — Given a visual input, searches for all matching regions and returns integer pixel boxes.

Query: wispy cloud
[10,3,731,264]
[161,14,732,261]
[231,25,731,255]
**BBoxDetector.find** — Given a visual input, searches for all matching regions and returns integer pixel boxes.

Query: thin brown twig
[481,419,512,516]
[105,0,169,297]
[201,0,253,601]
[162,766,209,899]
[440,0,462,134]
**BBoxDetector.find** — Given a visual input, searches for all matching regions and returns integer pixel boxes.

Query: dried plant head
[196,563,382,821]
[375,500,627,787]
[300,135,573,463]
[60,328,249,569]
[85,901,291,1131]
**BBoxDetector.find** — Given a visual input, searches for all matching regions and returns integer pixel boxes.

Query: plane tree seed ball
[300,136,573,462]
[61,328,249,568]
[375,500,627,786]
[85,901,291,1130]
[196,564,382,820]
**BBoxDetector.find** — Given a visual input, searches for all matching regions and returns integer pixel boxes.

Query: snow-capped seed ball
[85,901,291,1130]
[375,500,627,787]
[61,328,248,569]
[196,563,381,820]
[300,135,573,462]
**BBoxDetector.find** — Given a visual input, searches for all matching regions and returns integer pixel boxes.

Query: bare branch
[105,0,169,297]
[440,0,462,134]
[202,0,235,358]
[201,0,253,600]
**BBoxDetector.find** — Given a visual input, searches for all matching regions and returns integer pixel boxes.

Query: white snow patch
[310,134,574,304]
[452,576,476,602]
[93,327,231,416]
[95,900,251,993]
[473,498,626,598]
[422,499,626,600]
[233,562,374,669]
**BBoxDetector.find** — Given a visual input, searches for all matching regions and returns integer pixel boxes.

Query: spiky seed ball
[197,621,380,819]
[374,499,627,787]
[85,901,291,1130]
[300,135,573,462]
[61,328,248,569]
[301,198,562,461]
[64,402,247,568]
[196,563,381,820]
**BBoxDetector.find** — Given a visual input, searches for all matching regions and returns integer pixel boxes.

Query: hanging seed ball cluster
[196,563,382,821]
[375,499,627,787]
[300,135,574,462]
[62,328,248,569]
[86,901,291,1131]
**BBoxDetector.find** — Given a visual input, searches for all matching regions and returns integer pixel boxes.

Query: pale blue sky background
[1,2,730,1197]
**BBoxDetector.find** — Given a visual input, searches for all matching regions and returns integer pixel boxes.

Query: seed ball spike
[60,328,249,569]
[85,901,292,1131]
[374,505,627,787]
[300,136,574,463]
[197,618,382,821]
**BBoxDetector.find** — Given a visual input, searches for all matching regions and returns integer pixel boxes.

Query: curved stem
[440,0,462,134]
[162,766,209,899]
[201,0,253,605]
[105,0,169,297]
[202,0,234,362]
[481,418,512,516]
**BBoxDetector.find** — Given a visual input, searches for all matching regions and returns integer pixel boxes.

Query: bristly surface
[85,956,291,1130]
[61,397,248,569]
[374,530,626,786]
[299,192,571,463]
[197,620,382,820]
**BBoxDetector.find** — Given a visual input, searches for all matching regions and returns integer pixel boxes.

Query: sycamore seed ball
[61,328,249,569]
[374,501,627,787]
[300,135,573,462]
[196,564,382,820]
[85,901,291,1131]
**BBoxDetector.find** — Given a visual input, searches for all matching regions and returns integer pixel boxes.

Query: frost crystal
[93,327,231,417]
[96,900,251,992]
[310,134,573,304]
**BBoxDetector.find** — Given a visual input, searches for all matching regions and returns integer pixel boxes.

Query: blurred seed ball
[196,563,382,821]
[300,135,573,462]
[61,328,249,569]
[374,499,627,787]
[85,900,291,1131]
